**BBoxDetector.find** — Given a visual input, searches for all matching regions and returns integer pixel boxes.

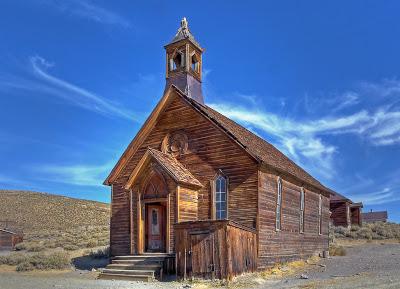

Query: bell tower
[164,18,204,104]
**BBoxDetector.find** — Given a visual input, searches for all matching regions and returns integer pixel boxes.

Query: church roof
[182,94,334,194]
[106,85,334,196]
[166,17,202,50]
[125,147,203,189]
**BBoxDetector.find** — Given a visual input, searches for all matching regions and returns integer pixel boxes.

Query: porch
[175,219,257,280]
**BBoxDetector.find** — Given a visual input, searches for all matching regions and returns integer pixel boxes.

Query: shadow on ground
[72,256,109,270]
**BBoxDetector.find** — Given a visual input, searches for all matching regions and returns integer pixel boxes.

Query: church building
[103,18,332,281]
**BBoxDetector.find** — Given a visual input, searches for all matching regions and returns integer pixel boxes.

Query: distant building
[0,228,23,251]
[330,192,363,227]
[362,210,388,223]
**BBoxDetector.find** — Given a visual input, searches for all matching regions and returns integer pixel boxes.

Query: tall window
[215,175,227,220]
[318,195,322,235]
[300,188,305,233]
[275,177,282,231]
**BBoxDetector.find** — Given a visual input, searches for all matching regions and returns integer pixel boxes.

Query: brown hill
[0,190,110,233]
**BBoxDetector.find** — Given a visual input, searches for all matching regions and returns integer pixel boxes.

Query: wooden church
[102,18,332,281]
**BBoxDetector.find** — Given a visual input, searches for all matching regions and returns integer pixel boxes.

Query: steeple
[164,17,204,104]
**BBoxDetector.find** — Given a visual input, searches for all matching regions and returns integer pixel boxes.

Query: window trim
[318,194,322,235]
[275,177,283,231]
[210,170,229,220]
[299,187,305,234]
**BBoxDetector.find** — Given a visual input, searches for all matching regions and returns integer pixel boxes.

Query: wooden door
[189,233,214,279]
[146,205,165,252]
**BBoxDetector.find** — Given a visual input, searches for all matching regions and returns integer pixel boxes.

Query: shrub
[26,243,45,252]
[329,245,346,256]
[16,262,34,272]
[88,247,110,259]
[14,243,26,251]
[63,244,79,251]
[0,253,28,266]
[85,239,98,248]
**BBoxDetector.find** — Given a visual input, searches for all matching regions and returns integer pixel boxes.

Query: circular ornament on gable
[161,131,188,157]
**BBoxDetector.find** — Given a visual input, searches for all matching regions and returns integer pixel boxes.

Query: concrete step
[98,273,154,282]
[114,253,172,258]
[102,268,155,277]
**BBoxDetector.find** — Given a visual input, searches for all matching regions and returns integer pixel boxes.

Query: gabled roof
[0,228,19,235]
[330,191,352,203]
[106,85,333,196]
[125,147,203,190]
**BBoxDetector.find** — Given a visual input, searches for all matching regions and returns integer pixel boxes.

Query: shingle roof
[330,191,351,202]
[147,148,203,188]
[182,94,333,194]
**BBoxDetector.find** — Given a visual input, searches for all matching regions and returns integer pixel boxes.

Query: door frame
[136,196,170,254]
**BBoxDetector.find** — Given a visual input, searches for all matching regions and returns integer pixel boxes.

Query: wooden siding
[0,231,23,250]
[330,201,350,227]
[175,220,257,280]
[110,92,258,255]
[351,207,362,226]
[179,186,198,222]
[258,169,330,268]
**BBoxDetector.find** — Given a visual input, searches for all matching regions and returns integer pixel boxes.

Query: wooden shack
[0,229,23,250]
[101,18,333,281]
[330,192,363,228]
[362,210,388,223]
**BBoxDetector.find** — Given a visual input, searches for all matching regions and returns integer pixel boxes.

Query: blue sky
[1,1,399,222]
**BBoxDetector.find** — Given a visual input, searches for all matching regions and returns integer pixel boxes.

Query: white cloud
[41,0,131,28]
[0,56,136,121]
[352,188,400,205]
[209,80,400,180]
[34,162,112,187]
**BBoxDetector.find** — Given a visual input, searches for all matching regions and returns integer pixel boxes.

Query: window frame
[275,177,283,231]
[318,194,322,235]
[299,187,305,234]
[210,171,229,220]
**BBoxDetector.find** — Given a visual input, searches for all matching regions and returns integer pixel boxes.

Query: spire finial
[181,17,188,29]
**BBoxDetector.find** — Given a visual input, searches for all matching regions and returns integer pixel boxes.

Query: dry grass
[0,190,110,252]
[0,252,71,271]
[0,190,110,233]
[332,222,400,241]
[329,244,346,256]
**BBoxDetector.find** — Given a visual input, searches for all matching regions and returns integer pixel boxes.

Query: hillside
[0,190,110,233]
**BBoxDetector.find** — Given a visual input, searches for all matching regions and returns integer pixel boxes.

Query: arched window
[215,176,227,219]
[169,51,184,71]
[211,172,228,220]
[276,177,282,231]
[191,54,199,72]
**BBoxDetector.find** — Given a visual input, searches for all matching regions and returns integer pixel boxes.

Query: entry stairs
[98,253,173,282]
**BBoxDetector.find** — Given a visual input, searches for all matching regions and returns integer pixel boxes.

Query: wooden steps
[98,253,173,282]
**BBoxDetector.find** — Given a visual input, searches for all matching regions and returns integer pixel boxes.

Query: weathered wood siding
[179,186,198,222]
[175,220,257,280]
[330,201,350,227]
[351,207,361,226]
[258,169,330,268]
[0,231,23,250]
[110,92,258,255]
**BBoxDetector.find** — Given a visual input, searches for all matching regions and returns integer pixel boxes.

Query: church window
[276,177,282,231]
[191,54,199,72]
[300,188,305,233]
[318,195,322,235]
[211,172,228,220]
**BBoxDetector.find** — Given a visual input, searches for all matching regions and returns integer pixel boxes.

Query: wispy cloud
[0,56,136,121]
[40,0,131,28]
[208,79,400,179]
[34,162,113,187]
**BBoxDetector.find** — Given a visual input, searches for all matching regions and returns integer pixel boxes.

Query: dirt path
[0,242,399,289]
[255,242,400,289]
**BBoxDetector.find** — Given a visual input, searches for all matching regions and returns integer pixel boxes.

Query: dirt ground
[0,241,399,289]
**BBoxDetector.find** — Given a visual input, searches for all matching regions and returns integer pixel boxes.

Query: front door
[146,204,165,252]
